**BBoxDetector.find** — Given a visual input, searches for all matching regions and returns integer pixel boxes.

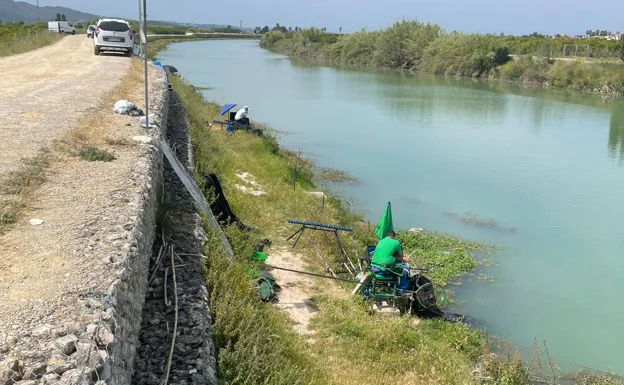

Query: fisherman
[234,105,250,125]
[370,231,410,294]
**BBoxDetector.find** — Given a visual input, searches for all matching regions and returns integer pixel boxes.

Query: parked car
[48,21,75,35]
[86,25,96,38]
[93,18,134,57]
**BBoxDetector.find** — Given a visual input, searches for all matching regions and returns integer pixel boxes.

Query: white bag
[113,100,136,115]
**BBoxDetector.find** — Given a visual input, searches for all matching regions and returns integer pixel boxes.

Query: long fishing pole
[264,264,360,283]
[263,264,432,297]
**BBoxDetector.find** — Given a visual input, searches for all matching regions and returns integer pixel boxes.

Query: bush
[420,33,510,77]
[373,20,441,70]
[499,56,550,83]
[327,30,380,66]
[259,30,286,48]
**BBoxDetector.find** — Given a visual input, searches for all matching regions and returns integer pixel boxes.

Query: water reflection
[608,104,624,164]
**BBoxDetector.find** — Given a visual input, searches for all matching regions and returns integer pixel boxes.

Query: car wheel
[71,30,75,35]
[94,46,100,56]
[126,50,133,57]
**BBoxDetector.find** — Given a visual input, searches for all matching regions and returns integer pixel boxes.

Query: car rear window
[98,22,129,32]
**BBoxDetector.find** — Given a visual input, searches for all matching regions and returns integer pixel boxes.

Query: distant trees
[271,23,288,33]
[55,13,66,21]
[586,29,613,37]
[259,23,330,34]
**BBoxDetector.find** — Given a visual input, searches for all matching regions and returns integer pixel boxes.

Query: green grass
[260,21,624,95]
[75,146,117,162]
[170,76,558,384]
[0,149,51,233]
[202,227,325,385]
[0,22,64,57]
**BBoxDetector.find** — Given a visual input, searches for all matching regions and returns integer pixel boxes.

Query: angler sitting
[370,231,410,294]
[234,105,250,125]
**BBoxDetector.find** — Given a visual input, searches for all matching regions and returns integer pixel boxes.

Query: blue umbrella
[220,104,237,116]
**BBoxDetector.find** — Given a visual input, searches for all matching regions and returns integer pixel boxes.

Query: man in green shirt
[371,231,407,269]
[370,231,410,294]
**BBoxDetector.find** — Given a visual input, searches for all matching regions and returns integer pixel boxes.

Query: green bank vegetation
[168,75,624,384]
[260,21,624,95]
[0,21,63,56]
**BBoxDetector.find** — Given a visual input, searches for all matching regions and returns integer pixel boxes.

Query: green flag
[374,202,394,240]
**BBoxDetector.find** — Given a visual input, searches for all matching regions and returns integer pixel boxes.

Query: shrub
[420,33,511,77]
[259,30,286,48]
[373,20,441,70]
[327,30,380,66]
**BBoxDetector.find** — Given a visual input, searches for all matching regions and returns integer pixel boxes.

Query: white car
[93,18,134,57]
[86,25,96,38]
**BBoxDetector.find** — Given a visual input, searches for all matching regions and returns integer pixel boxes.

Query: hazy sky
[27,0,623,35]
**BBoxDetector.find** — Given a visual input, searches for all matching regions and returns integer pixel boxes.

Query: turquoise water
[157,40,624,374]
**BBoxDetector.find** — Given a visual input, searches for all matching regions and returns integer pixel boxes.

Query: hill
[0,0,97,22]
[0,0,254,32]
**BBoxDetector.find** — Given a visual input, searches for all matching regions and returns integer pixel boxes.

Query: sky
[27,0,624,36]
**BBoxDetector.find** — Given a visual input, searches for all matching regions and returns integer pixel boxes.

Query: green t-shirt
[371,237,403,268]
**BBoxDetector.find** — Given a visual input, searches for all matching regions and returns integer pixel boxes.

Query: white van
[48,21,76,35]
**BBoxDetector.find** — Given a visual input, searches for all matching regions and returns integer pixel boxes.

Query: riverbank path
[0,35,131,174]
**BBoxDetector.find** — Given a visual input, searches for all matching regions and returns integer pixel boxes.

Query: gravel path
[0,35,131,174]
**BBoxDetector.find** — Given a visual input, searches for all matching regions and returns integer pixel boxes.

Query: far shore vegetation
[0,21,63,56]
[167,71,624,384]
[259,20,624,96]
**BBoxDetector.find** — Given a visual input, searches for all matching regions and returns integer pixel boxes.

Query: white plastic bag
[140,114,156,128]
[113,100,136,115]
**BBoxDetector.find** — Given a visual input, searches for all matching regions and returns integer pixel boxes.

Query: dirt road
[0,35,131,174]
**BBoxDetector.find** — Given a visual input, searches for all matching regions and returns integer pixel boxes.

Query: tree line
[254,23,329,34]
[585,29,619,37]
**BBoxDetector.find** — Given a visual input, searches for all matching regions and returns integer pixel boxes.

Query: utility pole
[143,0,149,128]
[137,0,149,128]
[240,20,242,30]
[36,0,39,21]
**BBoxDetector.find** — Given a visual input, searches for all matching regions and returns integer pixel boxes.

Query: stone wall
[65,66,171,385]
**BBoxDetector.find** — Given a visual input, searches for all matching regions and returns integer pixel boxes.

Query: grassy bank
[0,22,63,57]
[167,75,624,384]
[259,21,624,95]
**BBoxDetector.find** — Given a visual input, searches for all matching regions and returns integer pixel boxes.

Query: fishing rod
[264,264,360,283]
[263,264,434,296]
